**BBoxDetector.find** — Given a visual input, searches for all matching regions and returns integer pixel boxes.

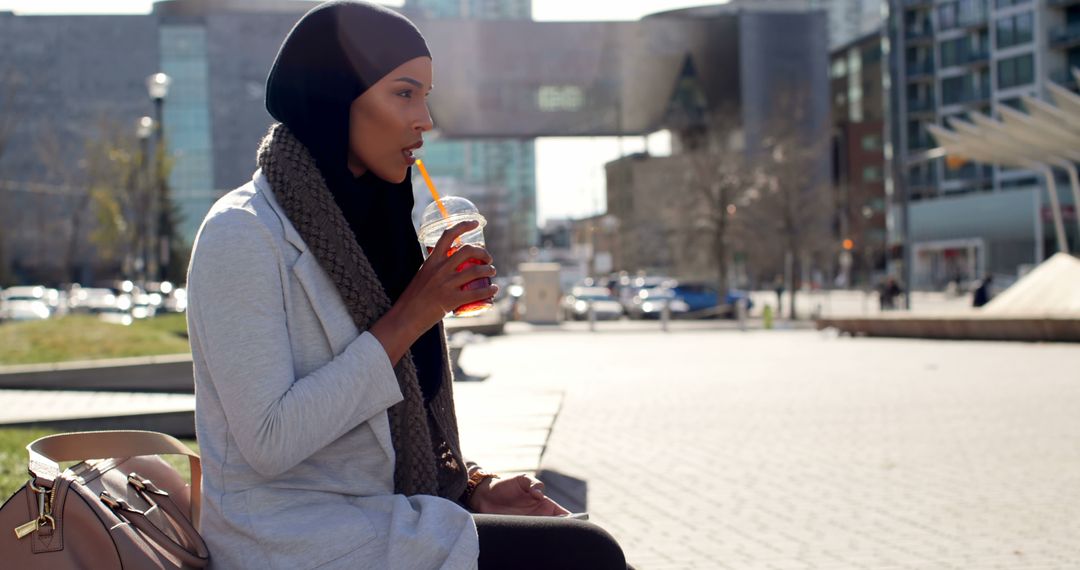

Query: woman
[185,1,628,568]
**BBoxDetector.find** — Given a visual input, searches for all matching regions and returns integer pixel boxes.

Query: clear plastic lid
[418,196,487,245]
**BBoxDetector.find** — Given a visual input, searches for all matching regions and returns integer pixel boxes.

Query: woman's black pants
[474,514,630,569]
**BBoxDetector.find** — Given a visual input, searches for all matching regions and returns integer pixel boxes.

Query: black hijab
[265,0,445,401]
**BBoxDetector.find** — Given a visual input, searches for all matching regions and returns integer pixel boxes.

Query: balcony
[942,50,990,69]
[943,85,991,107]
[906,99,936,115]
[907,170,938,189]
[1050,23,1080,49]
[907,133,935,152]
[957,12,989,29]
[906,60,935,79]
[905,27,934,43]
[963,50,990,66]
[1050,69,1079,93]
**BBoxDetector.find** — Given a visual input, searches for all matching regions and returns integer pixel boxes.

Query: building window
[957,0,987,26]
[907,120,931,150]
[861,45,882,66]
[862,134,881,151]
[995,0,1031,8]
[1000,176,1038,190]
[999,97,1025,111]
[996,12,1033,49]
[997,53,1034,89]
[940,32,990,68]
[938,1,958,30]
[829,58,846,77]
[942,75,967,105]
[863,166,882,182]
[537,85,585,112]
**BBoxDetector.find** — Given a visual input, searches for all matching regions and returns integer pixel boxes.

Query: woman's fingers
[524,476,546,499]
[446,244,493,268]
[430,220,479,259]
[453,283,499,308]
[449,263,496,289]
[545,498,570,516]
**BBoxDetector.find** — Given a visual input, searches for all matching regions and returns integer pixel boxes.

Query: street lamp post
[146,72,171,282]
[135,116,154,283]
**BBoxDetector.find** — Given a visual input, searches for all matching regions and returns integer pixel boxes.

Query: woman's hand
[370,221,497,366]
[468,473,571,517]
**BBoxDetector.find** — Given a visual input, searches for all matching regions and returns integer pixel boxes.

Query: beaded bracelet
[462,469,499,504]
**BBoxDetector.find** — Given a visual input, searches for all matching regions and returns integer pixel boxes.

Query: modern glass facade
[159,24,215,245]
[406,0,538,265]
[885,0,1080,286]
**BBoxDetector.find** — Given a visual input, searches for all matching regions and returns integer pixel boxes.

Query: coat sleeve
[187,208,403,478]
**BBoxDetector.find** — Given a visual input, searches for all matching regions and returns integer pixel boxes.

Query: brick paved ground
[457,323,1080,569]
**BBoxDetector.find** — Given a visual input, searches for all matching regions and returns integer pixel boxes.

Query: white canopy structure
[925,68,1080,255]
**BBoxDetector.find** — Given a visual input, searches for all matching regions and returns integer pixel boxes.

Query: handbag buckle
[99,491,122,510]
[128,472,169,497]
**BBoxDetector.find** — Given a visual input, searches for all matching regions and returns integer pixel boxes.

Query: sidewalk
[457,321,1080,569]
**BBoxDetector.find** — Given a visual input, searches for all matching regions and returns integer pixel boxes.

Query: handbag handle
[27,430,202,527]
[101,476,210,568]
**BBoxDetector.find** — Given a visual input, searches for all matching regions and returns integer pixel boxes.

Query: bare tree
[737,91,835,318]
[675,108,758,297]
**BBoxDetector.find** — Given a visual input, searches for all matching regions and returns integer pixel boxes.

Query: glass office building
[885,0,1080,288]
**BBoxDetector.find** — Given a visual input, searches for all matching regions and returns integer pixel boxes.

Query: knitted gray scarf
[256,123,468,501]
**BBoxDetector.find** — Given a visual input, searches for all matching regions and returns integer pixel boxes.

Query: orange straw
[415,159,449,219]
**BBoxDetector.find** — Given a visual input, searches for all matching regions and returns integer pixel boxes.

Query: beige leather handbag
[0,430,209,568]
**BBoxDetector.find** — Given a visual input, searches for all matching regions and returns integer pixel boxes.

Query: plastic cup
[417,196,493,317]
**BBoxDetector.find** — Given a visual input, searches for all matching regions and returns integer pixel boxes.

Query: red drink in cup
[418,196,494,317]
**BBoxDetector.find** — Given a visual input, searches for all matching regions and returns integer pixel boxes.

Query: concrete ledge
[0,353,194,392]
[816,315,1080,342]
[1,412,196,439]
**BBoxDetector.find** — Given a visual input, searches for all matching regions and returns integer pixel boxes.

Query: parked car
[561,286,624,321]
[670,283,755,318]
[162,287,188,313]
[0,285,58,321]
[97,305,134,326]
[69,287,119,314]
[130,293,158,319]
[627,287,690,319]
[617,275,676,315]
[0,299,52,321]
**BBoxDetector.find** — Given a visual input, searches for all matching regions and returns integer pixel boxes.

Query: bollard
[661,298,670,332]
[736,297,747,331]
[588,300,596,332]
[763,304,774,330]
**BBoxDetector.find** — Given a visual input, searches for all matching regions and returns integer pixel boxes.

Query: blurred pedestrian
[773,275,784,318]
[184,2,627,569]
[879,277,902,311]
[973,274,993,308]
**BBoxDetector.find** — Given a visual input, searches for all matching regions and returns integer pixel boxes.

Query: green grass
[0,428,199,500]
[0,313,191,365]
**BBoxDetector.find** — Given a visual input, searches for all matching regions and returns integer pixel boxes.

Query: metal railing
[1049,23,1080,48]
[943,85,991,106]
[906,60,935,77]
[905,27,934,41]
[1049,69,1079,92]
[907,99,936,113]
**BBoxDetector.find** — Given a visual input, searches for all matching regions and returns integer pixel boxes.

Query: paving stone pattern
[458,324,1080,569]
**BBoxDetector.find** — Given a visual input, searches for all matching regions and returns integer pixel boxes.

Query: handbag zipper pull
[13,519,39,540]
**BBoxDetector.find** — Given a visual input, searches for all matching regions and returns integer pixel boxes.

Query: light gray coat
[186,170,479,570]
